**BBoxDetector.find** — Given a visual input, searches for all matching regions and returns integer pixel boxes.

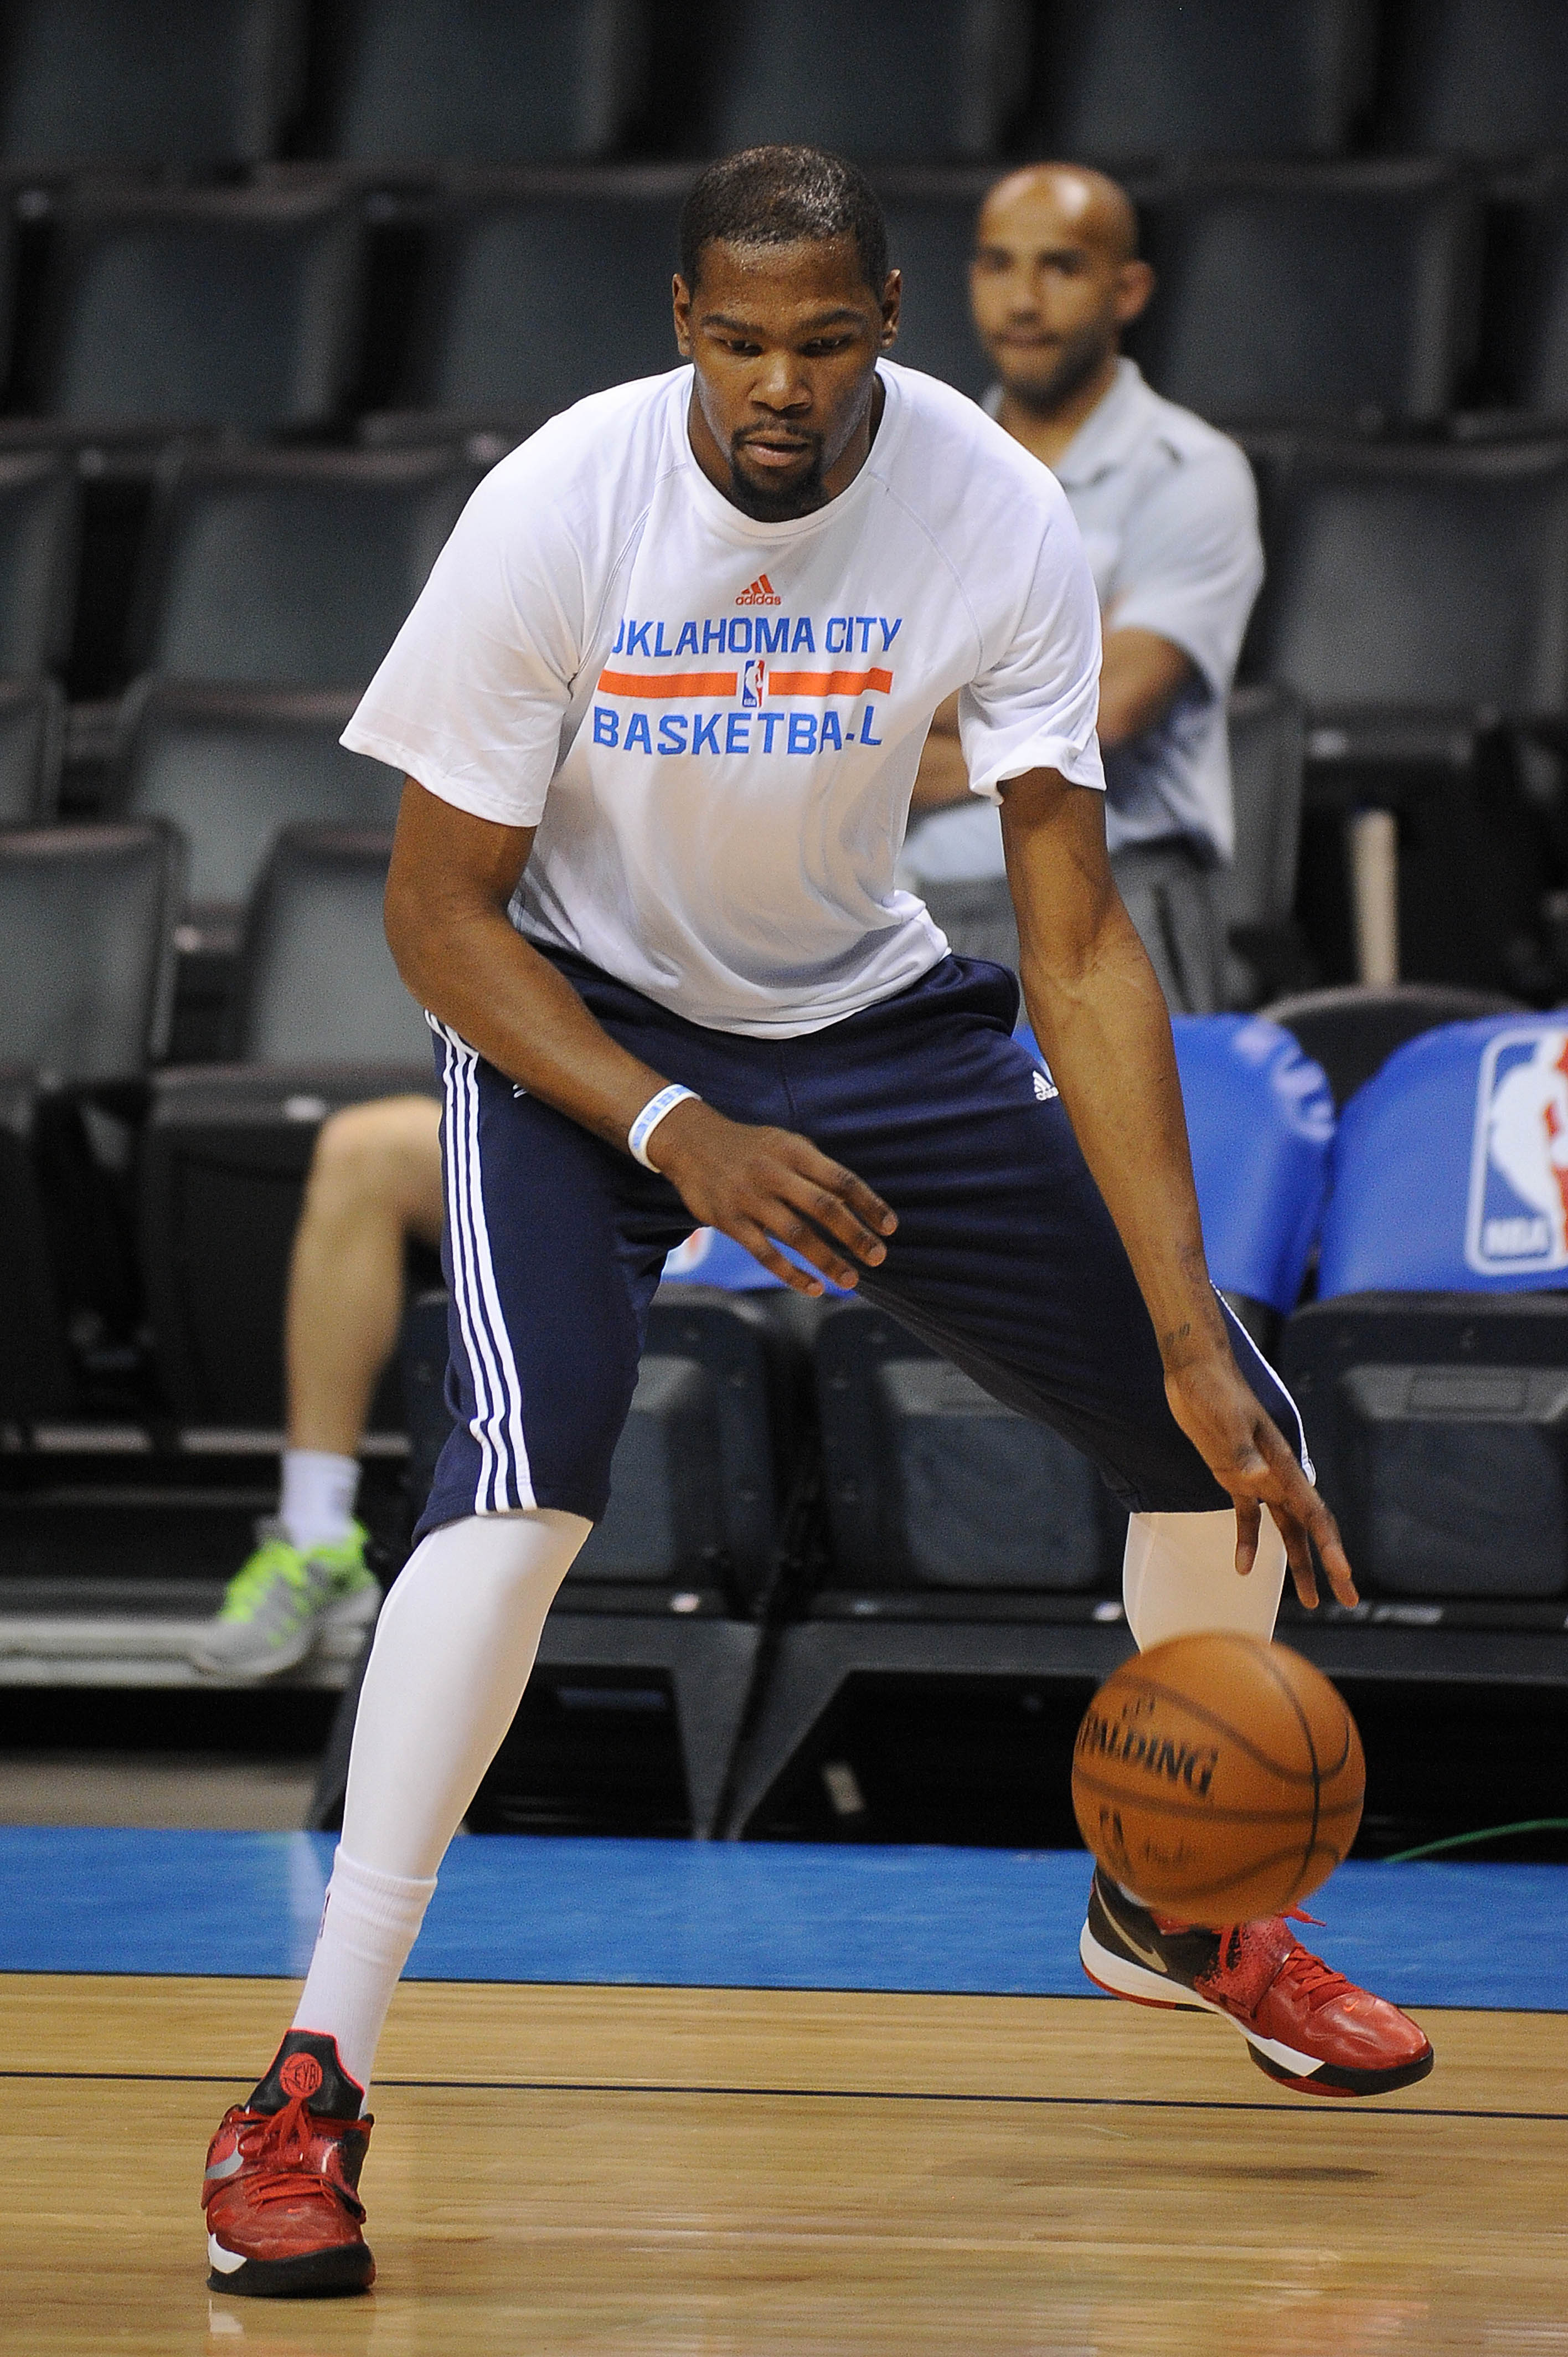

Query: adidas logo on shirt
[735,573,781,606]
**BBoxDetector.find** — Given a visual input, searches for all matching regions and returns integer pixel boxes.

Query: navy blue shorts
[419,950,1307,1537]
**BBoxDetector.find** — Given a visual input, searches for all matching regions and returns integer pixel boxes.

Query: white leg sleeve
[290,1506,589,2097]
[1122,1508,1287,1653]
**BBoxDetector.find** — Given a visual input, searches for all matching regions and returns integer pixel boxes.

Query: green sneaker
[190,1521,381,1680]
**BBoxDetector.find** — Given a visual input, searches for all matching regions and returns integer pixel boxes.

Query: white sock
[287,1506,589,2098]
[280,1449,361,1553]
[292,1848,435,2102]
[1122,1507,1287,1651]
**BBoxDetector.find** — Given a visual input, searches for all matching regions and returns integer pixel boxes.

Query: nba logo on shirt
[741,656,766,708]
[1464,1027,1568,1274]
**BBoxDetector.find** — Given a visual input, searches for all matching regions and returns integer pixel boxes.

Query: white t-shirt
[344,360,1104,1038]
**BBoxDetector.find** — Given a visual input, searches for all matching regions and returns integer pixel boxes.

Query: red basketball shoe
[1081,1867,1434,2096]
[201,2030,375,2297]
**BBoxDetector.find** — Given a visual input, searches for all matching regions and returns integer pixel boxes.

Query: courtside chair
[130,447,478,688]
[1282,1017,1568,1649]
[1137,162,1481,435]
[0,677,63,821]
[25,187,364,435]
[0,821,183,1424]
[1025,0,1374,164]
[721,1015,1335,1837]
[322,0,649,166]
[377,176,690,438]
[697,0,1031,163]
[139,827,434,1433]
[0,0,304,173]
[1379,0,1568,161]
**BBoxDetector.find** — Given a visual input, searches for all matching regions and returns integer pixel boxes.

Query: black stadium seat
[879,181,992,403]
[131,449,477,687]
[0,452,76,676]
[0,678,63,822]
[140,826,432,1430]
[1258,441,1568,719]
[27,188,364,434]
[1480,166,1568,430]
[113,683,402,917]
[1217,684,1306,1007]
[0,823,184,1423]
[1137,163,1480,433]
[324,0,649,164]
[0,0,303,172]
[1262,984,1525,1111]
[390,179,688,430]
[235,827,429,1066]
[1027,0,1374,163]
[1381,0,1568,161]
[698,1,1029,162]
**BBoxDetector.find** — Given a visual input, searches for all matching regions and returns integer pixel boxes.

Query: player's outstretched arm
[999,769,1356,1612]
[384,779,896,1298]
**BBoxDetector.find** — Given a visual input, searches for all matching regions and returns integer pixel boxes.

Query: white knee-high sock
[1122,1508,1287,1652]
[291,1506,589,2098]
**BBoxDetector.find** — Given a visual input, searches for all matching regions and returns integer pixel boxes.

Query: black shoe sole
[1247,2040,1437,2099]
[207,2246,375,2298]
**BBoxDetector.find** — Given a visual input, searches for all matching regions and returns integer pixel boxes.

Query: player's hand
[648,1098,897,1296]
[1163,1351,1358,1613]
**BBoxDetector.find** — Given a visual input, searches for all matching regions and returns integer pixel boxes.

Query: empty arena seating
[0,0,303,173]
[28,188,363,434]
[1483,166,1568,426]
[1137,163,1479,431]
[0,453,76,676]
[1258,440,1568,718]
[324,0,649,166]
[1025,0,1374,162]
[879,182,992,401]
[1216,685,1306,1006]
[0,822,184,1422]
[140,827,430,1428]
[384,180,688,433]
[0,678,62,821]
[131,449,477,687]
[1283,1015,1568,1605]
[1380,0,1568,161]
[697,1,1029,162]
[111,683,402,914]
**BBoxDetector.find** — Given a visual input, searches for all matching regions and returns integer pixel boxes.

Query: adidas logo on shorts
[1033,1069,1058,1102]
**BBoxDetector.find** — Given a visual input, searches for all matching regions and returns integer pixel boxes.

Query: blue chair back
[1319,1016,1568,1296]
[1019,1014,1334,1314]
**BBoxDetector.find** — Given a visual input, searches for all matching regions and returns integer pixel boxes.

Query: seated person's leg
[192,1097,443,1679]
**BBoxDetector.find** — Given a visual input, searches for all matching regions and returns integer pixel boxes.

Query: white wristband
[628,1084,699,1170]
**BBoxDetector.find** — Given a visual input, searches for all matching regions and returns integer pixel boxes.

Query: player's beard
[726,433,828,521]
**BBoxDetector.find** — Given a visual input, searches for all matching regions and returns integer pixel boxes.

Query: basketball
[1071,1633,1365,1926]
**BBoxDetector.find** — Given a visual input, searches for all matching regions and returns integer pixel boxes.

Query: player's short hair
[679,146,889,296]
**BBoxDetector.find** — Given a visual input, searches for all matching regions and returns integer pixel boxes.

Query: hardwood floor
[3,1975,1564,2355]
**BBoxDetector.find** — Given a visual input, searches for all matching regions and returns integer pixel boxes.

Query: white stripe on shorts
[433,1017,536,1513]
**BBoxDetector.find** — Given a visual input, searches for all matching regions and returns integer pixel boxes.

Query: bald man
[906,165,1263,1011]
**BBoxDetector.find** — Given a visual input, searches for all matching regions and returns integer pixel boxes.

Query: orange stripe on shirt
[597,668,736,698]
[767,668,893,697]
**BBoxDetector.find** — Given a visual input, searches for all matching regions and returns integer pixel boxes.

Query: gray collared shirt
[1003,359,1263,863]
[901,359,1262,889]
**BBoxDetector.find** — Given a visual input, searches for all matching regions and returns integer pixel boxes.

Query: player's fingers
[733,1222,825,1298]
[758,1202,867,1290]
[1306,1494,1358,1608]
[1270,1501,1320,1610]
[1254,1421,1358,1609]
[777,1140,897,1244]
[790,1179,891,1269]
[1232,1494,1261,1576]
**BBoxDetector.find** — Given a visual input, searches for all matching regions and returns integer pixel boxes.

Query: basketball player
[200,147,1432,2301]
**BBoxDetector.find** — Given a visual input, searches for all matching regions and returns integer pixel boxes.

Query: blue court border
[0,1830,1560,2010]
